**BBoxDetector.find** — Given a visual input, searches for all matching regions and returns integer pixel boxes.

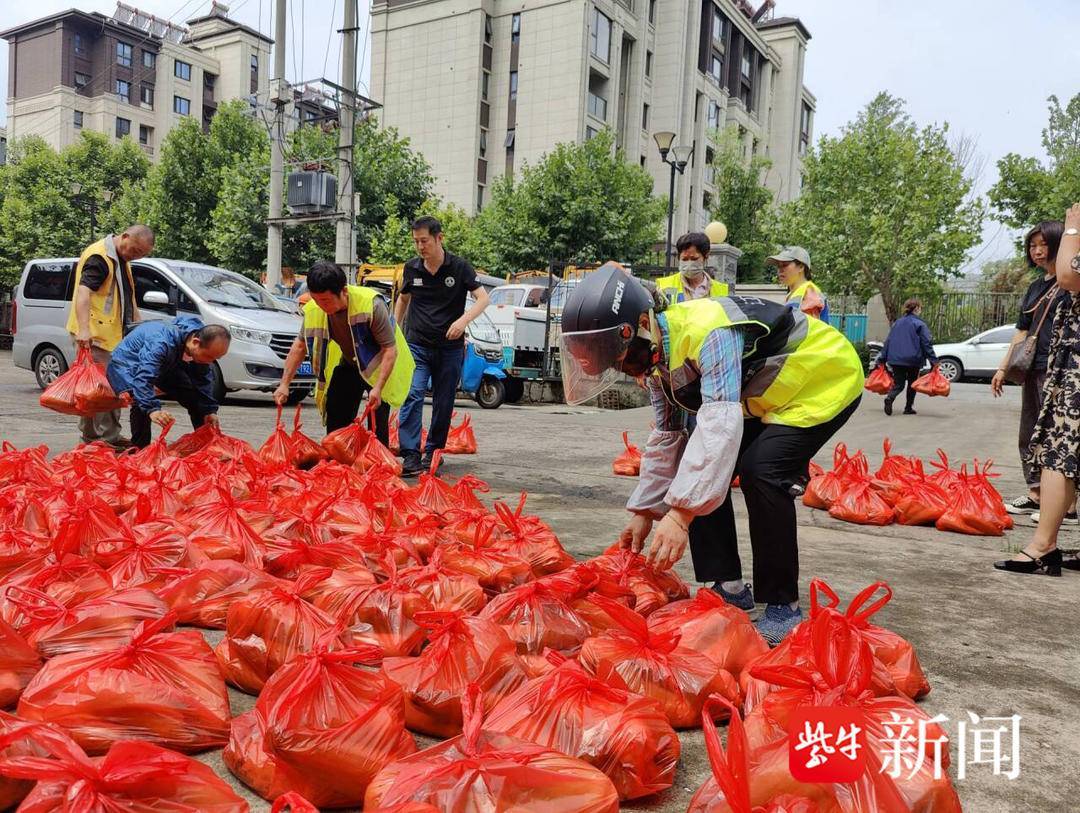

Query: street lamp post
[69,183,113,242]
[653,131,693,271]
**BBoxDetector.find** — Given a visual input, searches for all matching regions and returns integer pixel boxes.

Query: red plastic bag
[0,726,247,812]
[491,493,575,577]
[361,435,405,475]
[17,614,231,753]
[180,486,265,568]
[168,421,218,457]
[577,596,739,729]
[588,545,690,616]
[864,364,894,395]
[0,618,40,708]
[912,365,950,396]
[875,438,918,483]
[5,586,171,659]
[0,711,43,810]
[445,413,478,454]
[215,570,362,694]
[892,461,950,526]
[400,451,459,515]
[936,463,1010,536]
[687,695,841,813]
[441,517,533,595]
[322,415,371,465]
[612,431,642,476]
[92,529,207,591]
[381,610,529,737]
[39,346,130,416]
[258,405,293,467]
[479,577,594,655]
[400,549,488,614]
[828,480,895,525]
[486,653,680,800]
[364,684,620,813]
[290,404,329,468]
[646,588,769,680]
[156,559,283,629]
[224,640,416,808]
[803,443,865,510]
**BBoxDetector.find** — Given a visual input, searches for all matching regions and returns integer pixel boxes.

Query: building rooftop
[755,15,812,41]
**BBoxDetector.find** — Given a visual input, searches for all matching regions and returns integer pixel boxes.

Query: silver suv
[12,258,315,403]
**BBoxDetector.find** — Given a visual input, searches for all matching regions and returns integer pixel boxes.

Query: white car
[931,324,1015,382]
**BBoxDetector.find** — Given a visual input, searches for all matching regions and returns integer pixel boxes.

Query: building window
[688,186,694,213]
[482,71,490,101]
[645,50,653,79]
[74,72,90,91]
[587,91,607,121]
[74,32,86,56]
[204,73,216,90]
[712,6,725,43]
[477,185,484,212]
[139,124,152,145]
[115,80,131,103]
[590,8,611,63]
[504,129,515,149]
[484,14,493,43]
[511,13,521,44]
[705,147,716,184]
[141,84,154,107]
[74,110,83,128]
[800,103,812,155]
[509,71,518,101]
[642,102,649,130]
[117,41,133,67]
[174,96,190,115]
[741,52,752,81]
[707,99,720,129]
[115,117,131,139]
[709,54,722,84]
[648,0,656,25]
[250,54,258,80]
[585,125,599,140]
[703,191,713,211]
[143,50,156,69]
[174,59,191,81]
[479,129,488,157]
[641,154,647,167]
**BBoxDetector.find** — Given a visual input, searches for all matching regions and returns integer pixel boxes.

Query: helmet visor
[558,325,632,406]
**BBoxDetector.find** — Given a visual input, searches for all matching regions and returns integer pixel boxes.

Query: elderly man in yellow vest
[558,265,863,645]
[66,225,155,447]
[275,260,414,446]
[654,232,729,303]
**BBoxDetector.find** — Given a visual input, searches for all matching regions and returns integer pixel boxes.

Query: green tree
[706,126,775,282]
[473,129,665,274]
[977,256,1034,294]
[368,195,488,266]
[989,94,1080,230]
[776,93,984,320]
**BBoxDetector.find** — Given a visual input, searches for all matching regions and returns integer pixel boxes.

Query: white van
[12,258,315,404]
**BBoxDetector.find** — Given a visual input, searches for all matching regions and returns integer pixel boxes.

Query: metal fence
[0,285,13,350]
[916,292,1022,343]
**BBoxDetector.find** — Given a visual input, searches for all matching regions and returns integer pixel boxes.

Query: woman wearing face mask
[768,246,829,322]
[655,232,729,303]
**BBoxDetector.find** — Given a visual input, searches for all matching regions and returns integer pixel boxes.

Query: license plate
[297,361,313,376]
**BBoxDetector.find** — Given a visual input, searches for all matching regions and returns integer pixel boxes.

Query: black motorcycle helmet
[558,264,655,404]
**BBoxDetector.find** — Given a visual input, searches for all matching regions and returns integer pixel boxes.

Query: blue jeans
[398,342,464,457]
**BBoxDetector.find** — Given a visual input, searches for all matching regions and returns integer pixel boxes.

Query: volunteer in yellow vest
[274,260,414,447]
[67,225,155,448]
[559,264,863,644]
[655,232,729,303]
[769,246,829,322]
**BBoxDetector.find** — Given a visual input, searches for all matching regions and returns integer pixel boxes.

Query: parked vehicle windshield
[170,264,284,311]
[469,308,502,344]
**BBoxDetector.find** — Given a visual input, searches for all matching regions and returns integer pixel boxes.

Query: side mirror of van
[143,291,169,306]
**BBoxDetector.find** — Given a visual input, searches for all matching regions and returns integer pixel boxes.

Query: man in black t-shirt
[394,216,490,475]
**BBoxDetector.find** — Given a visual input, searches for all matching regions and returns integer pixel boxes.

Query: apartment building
[371,0,814,235]
[1,2,272,159]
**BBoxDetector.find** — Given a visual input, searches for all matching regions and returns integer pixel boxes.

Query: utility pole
[335,0,358,279]
[266,0,287,289]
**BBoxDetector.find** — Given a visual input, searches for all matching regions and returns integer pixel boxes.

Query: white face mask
[679,259,706,280]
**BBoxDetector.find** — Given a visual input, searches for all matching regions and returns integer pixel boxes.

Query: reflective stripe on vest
[655,272,729,303]
[655,296,863,427]
[302,285,416,418]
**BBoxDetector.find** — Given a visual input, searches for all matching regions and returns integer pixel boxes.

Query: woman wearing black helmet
[559,264,864,644]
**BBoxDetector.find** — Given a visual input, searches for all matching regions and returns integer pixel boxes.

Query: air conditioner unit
[287,170,337,215]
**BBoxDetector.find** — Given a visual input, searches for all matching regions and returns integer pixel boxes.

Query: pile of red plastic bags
[0,415,960,810]
[804,439,1014,535]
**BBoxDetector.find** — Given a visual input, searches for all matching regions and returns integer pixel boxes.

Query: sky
[2,0,1078,271]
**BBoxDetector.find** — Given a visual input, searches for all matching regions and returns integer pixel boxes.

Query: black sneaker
[710,582,755,611]
[903,407,917,415]
[401,453,423,477]
[420,453,443,475]
[883,400,893,416]
[1005,496,1040,516]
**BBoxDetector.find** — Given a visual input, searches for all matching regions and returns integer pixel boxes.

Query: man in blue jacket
[106,316,232,447]
[876,298,938,415]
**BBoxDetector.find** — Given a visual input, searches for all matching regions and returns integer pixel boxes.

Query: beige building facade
[371,0,814,235]
[1,2,272,160]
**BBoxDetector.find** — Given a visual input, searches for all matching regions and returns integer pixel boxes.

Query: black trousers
[324,361,390,447]
[130,368,211,448]
[687,396,861,604]
[885,365,921,410]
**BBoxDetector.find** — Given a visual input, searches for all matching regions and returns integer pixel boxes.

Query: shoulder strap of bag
[1030,283,1060,335]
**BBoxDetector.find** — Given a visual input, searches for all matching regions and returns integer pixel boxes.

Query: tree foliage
[473,129,665,274]
[706,126,775,282]
[776,93,984,320]
[977,256,1033,294]
[0,132,149,285]
[989,93,1080,231]
[369,195,487,266]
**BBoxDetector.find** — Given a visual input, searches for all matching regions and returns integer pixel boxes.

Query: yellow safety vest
[65,238,135,351]
[786,280,827,319]
[657,297,863,428]
[655,272,729,303]
[303,285,415,416]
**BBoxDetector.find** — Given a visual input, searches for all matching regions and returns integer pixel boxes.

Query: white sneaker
[1030,511,1079,526]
